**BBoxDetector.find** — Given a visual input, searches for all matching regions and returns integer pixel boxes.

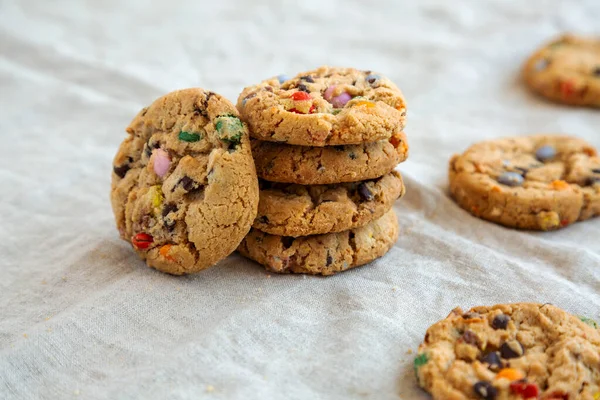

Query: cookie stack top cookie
[237,66,407,146]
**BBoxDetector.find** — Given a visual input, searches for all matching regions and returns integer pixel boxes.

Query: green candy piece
[332,109,342,115]
[178,131,201,142]
[579,316,599,329]
[215,114,243,146]
[413,353,428,376]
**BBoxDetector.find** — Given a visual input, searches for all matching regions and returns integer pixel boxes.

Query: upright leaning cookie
[237,66,407,146]
[414,303,600,400]
[238,209,398,276]
[251,131,409,185]
[111,89,259,274]
[523,34,600,107]
[449,135,600,230]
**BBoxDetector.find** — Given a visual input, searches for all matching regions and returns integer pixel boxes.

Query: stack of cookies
[236,66,409,275]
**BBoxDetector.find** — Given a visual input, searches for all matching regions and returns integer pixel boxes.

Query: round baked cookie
[449,135,600,230]
[238,209,398,275]
[523,34,600,107]
[414,303,600,400]
[251,131,408,185]
[254,171,404,237]
[110,88,259,275]
[237,66,407,146]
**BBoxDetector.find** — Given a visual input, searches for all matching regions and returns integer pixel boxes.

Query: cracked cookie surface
[237,66,407,146]
[111,88,259,274]
[251,131,408,185]
[523,34,600,107]
[414,302,600,400]
[238,209,398,275]
[254,171,404,237]
[449,135,600,230]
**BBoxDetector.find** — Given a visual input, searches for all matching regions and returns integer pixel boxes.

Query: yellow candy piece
[594,393,600,400]
[537,211,560,231]
[150,185,164,208]
[353,100,375,108]
[495,368,524,381]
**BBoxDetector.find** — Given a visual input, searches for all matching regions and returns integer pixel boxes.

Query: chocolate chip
[300,75,314,83]
[264,86,273,92]
[479,351,502,371]
[492,314,510,330]
[586,177,600,186]
[258,215,269,224]
[462,312,481,320]
[473,381,497,400]
[461,330,480,347]
[113,164,130,178]
[514,167,528,176]
[592,168,600,174]
[500,340,525,359]
[357,183,374,201]
[244,92,257,101]
[333,146,346,152]
[326,252,333,266]
[206,91,216,102]
[178,176,196,192]
[593,67,600,77]
[349,152,357,160]
[162,203,178,230]
[281,237,294,249]
[298,84,310,93]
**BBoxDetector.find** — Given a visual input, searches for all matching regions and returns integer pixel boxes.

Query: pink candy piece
[331,92,352,108]
[323,85,352,108]
[152,148,170,178]
[324,85,337,101]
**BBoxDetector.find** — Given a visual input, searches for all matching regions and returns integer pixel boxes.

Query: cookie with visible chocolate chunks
[254,171,404,237]
[111,88,259,274]
[251,131,408,185]
[238,209,398,276]
[523,34,600,107]
[237,66,407,146]
[449,135,600,230]
[414,303,600,400]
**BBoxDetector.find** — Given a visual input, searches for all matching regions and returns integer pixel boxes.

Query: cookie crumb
[406,349,413,355]
[206,385,215,393]
[73,389,80,396]
[23,333,28,338]
[41,280,47,285]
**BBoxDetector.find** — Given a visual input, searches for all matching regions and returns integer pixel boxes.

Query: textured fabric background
[1,1,599,399]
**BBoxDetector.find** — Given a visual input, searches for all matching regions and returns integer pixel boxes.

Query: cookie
[449,135,600,230]
[254,171,404,237]
[414,303,600,400]
[110,88,259,275]
[251,131,408,185]
[237,66,407,146]
[523,34,600,107]
[238,209,398,275]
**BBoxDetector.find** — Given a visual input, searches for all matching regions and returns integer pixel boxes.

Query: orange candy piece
[496,368,524,381]
[159,244,175,261]
[353,100,375,108]
[551,180,570,190]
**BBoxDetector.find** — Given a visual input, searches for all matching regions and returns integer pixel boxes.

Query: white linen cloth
[1,1,599,399]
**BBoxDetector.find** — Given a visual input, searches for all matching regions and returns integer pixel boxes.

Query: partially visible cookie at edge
[523,34,600,107]
[237,66,407,146]
[254,171,405,237]
[449,135,600,230]
[238,209,399,276]
[251,131,408,185]
[111,88,259,274]
[414,302,600,400]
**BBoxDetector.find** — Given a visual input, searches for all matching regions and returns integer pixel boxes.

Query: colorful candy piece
[151,148,171,178]
[413,353,428,376]
[289,91,315,114]
[323,85,352,108]
[277,74,289,84]
[473,381,497,400]
[579,316,599,328]
[178,131,201,142]
[551,180,570,190]
[509,381,539,398]
[292,91,312,101]
[365,74,381,85]
[491,314,510,330]
[500,340,525,359]
[159,244,175,261]
[150,185,164,208]
[538,211,560,231]
[353,100,375,108]
[215,114,243,145]
[535,145,556,162]
[495,368,524,381]
[497,172,524,187]
[132,233,153,250]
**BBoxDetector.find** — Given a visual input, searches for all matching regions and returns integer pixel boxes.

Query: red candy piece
[543,392,569,400]
[289,105,316,114]
[560,219,569,227]
[132,233,153,250]
[560,80,575,98]
[510,381,539,398]
[291,91,312,101]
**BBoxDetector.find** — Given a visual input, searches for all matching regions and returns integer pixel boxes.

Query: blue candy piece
[535,145,556,162]
[365,74,381,85]
[497,172,524,187]
[277,74,289,84]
